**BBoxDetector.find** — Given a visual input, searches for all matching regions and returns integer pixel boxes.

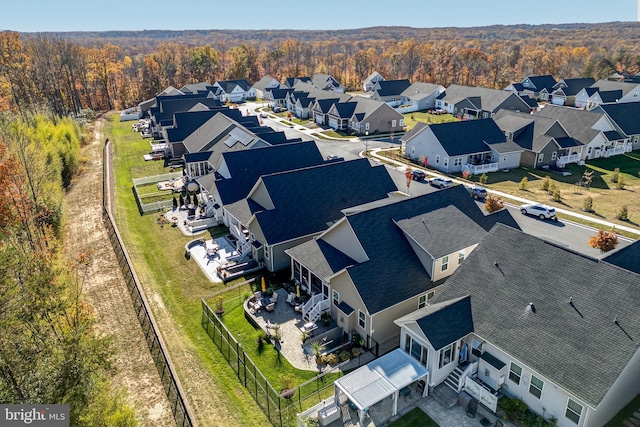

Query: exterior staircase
[444,365,465,393]
[432,383,458,409]
[302,294,329,323]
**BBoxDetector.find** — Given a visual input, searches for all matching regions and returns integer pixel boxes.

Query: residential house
[312,73,345,93]
[311,98,341,125]
[549,78,596,106]
[196,140,326,227]
[395,224,640,427]
[326,102,358,131]
[138,86,184,114]
[224,158,397,271]
[370,79,412,106]
[252,76,281,99]
[212,79,255,103]
[504,75,557,101]
[587,79,640,104]
[348,98,405,136]
[398,82,446,113]
[593,102,640,152]
[533,104,629,162]
[282,76,312,88]
[494,110,581,169]
[363,71,385,92]
[574,87,622,109]
[264,87,293,109]
[148,94,221,135]
[285,186,519,352]
[293,96,317,119]
[180,82,214,95]
[435,84,533,119]
[401,119,523,175]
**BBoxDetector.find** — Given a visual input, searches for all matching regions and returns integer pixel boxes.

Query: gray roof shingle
[415,296,474,351]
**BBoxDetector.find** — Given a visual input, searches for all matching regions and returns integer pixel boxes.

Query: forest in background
[2,22,640,115]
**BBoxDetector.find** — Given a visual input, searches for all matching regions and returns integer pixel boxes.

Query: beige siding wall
[330,271,366,332]
[322,221,368,263]
[270,234,320,272]
[371,297,422,348]
[432,245,477,282]
[250,182,275,210]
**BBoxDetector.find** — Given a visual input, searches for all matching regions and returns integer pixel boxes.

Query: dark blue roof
[603,130,625,141]
[345,185,520,314]
[555,136,581,148]
[255,159,397,245]
[428,119,506,156]
[216,79,251,93]
[184,152,211,163]
[216,141,325,205]
[332,102,357,118]
[268,88,293,100]
[153,97,221,124]
[598,90,623,103]
[376,79,411,97]
[525,75,557,92]
[598,102,640,135]
[315,98,340,113]
[337,301,354,316]
[603,240,640,274]
[522,97,538,108]
[555,78,596,96]
[480,351,506,370]
[416,296,474,350]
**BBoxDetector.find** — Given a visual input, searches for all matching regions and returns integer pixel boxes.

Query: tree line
[2,24,640,115]
[0,114,137,426]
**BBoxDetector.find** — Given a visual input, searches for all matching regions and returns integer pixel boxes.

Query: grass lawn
[316,130,354,139]
[107,115,269,426]
[381,148,640,233]
[605,394,640,427]
[403,111,459,130]
[387,407,439,427]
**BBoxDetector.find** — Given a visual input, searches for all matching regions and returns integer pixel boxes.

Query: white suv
[520,203,557,221]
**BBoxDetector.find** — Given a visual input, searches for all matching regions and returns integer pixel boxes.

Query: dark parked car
[465,185,488,200]
[411,169,426,181]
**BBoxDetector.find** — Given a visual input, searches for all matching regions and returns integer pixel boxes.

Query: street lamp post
[365,131,369,156]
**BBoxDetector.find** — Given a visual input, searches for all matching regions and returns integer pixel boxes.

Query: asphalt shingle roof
[523,75,557,92]
[602,240,640,274]
[534,104,604,145]
[375,79,411,97]
[426,119,507,156]
[554,78,596,96]
[214,141,325,205]
[597,102,640,136]
[414,296,475,351]
[440,85,530,113]
[285,238,357,282]
[166,108,241,142]
[430,224,640,407]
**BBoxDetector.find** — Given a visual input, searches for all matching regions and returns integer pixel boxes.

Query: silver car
[430,176,454,189]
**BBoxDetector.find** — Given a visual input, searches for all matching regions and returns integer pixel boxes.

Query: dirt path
[63,118,175,427]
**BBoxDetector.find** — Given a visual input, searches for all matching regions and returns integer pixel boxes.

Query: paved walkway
[369,148,640,236]
[623,408,640,427]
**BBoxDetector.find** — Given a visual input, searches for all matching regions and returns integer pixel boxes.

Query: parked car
[411,169,426,181]
[465,185,488,200]
[520,203,557,221]
[259,112,268,118]
[430,176,454,189]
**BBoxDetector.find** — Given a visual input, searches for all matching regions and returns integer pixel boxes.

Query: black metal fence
[103,139,196,427]
[201,299,346,427]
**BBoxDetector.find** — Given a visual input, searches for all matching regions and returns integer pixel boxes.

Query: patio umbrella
[296,284,300,298]
[261,277,266,293]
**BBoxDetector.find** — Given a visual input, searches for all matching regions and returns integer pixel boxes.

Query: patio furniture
[300,322,317,335]
[253,291,262,300]
[466,399,478,418]
[270,292,278,303]
[400,386,412,401]
[266,302,276,311]
[286,293,296,305]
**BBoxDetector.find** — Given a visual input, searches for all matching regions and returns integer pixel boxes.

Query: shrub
[588,230,619,253]
[616,205,629,221]
[548,182,557,195]
[551,187,562,201]
[351,347,362,358]
[541,176,552,192]
[518,177,529,190]
[323,353,339,365]
[611,167,620,183]
[582,196,593,212]
[462,169,471,180]
[616,175,626,189]
[484,195,504,213]
[479,173,488,184]
[338,350,351,362]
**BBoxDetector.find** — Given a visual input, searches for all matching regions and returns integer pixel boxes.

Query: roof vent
[527,302,536,313]
[569,297,573,305]
[614,315,618,324]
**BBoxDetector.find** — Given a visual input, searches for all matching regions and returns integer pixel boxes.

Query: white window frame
[538,153,544,163]
[332,290,340,305]
[358,310,366,328]
[400,119,404,126]
[508,362,522,385]
[453,158,462,167]
[565,398,583,425]
[529,374,544,399]
[411,146,415,156]
[392,119,397,127]
[458,251,465,265]
[441,255,449,272]
[264,244,269,259]
[551,151,557,161]
[436,155,440,164]
[365,122,370,130]
[444,158,448,167]
[438,343,455,368]
[418,295,427,309]
[427,291,435,300]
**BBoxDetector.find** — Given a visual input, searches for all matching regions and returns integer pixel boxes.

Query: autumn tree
[588,230,619,253]
[484,195,504,213]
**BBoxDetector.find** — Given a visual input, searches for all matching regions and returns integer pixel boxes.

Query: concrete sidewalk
[368,148,640,237]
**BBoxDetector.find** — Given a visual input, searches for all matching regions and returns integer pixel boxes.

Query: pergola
[334,349,429,425]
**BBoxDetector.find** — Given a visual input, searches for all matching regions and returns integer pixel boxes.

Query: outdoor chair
[270,292,278,303]
[266,302,276,312]
[253,291,261,300]
[286,293,296,305]
[466,399,478,418]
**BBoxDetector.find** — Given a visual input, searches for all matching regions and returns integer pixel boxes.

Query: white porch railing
[302,294,325,322]
[305,299,330,324]
[464,376,498,412]
[467,162,499,175]
[556,153,581,168]
[625,142,633,153]
[458,361,478,392]
[604,146,626,157]
[186,217,219,233]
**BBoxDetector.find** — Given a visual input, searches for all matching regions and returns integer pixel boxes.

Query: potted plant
[311,340,327,364]
[320,312,330,326]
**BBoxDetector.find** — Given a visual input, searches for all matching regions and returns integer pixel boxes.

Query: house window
[439,343,455,368]
[538,153,544,163]
[358,310,366,328]
[418,295,427,309]
[565,399,583,424]
[400,119,404,126]
[551,151,557,161]
[441,255,449,272]
[453,158,462,167]
[502,155,507,162]
[427,291,435,300]
[411,146,415,156]
[332,290,340,305]
[508,362,522,385]
[444,158,448,167]
[250,233,255,242]
[588,147,592,153]
[392,120,397,127]
[458,251,465,265]
[483,112,489,118]
[436,155,440,164]
[264,245,269,259]
[405,335,428,367]
[365,122,370,130]
[529,375,544,399]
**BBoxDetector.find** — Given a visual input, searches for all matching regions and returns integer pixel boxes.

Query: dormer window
[441,255,449,272]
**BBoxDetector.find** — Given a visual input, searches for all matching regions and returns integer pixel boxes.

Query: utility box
[318,404,340,426]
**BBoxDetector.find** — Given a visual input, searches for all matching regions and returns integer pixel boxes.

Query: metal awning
[334,349,429,424]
